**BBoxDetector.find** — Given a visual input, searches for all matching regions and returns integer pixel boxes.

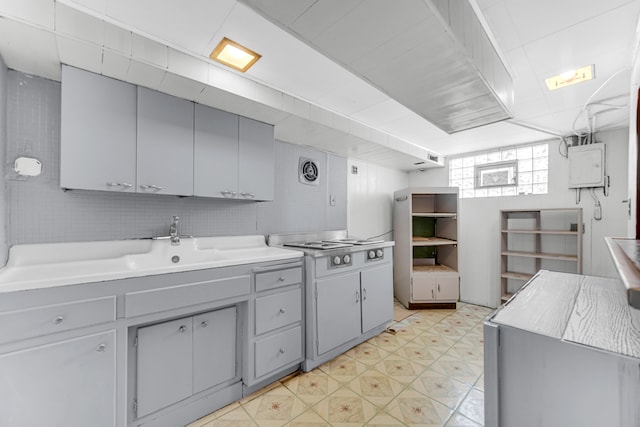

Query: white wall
[410,128,630,307]
[347,159,409,240]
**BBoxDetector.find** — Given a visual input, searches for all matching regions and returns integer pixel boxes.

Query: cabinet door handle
[178,325,187,333]
[96,343,107,352]
[432,289,435,299]
[240,192,255,198]
[279,347,285,354]
[355,291,360,303]
[220,190,237,197]
[437,283,440,292]
[362,288,368,301]
[53,315,64,324]
[278,276,286,282]
[279,308,286,314]
[140,184,163,191]
[106,182,131,189]
[200,321,208,328]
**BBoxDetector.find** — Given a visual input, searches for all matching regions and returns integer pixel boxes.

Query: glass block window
[449,143,549,199]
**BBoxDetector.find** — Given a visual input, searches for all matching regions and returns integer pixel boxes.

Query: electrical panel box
[568,143,605,188]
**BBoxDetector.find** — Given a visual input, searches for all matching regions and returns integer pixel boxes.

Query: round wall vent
[299,157,319,186]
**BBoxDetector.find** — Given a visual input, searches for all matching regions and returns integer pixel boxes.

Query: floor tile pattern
[188,301,491,427]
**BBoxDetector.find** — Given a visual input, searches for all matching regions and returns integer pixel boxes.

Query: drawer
[254,325,302,378]
[255,287,302,335]
[125,275,250,318]
[255,267,302,292]
[0,296,116,344]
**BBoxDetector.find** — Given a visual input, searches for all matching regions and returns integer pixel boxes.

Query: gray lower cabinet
[135,306,237,418]
[316,263,393,355]
[361,263,394,333]
[245,264,303,389]
[0,330,116,427]
[136,87,194,196]
[316,271,362,355]
[60,65,137,192]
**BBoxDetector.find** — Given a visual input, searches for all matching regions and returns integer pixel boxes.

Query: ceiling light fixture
[545,64,595,91]
[210,37,261,73]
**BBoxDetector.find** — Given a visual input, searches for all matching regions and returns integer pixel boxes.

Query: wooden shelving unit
[500,208,582,304]
[394,187,460,309]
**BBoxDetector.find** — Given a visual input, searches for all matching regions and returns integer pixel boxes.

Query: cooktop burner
[323,239,385,245]
[283,241,352,250]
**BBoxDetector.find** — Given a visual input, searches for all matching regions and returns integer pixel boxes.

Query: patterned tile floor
[187,301,492,427]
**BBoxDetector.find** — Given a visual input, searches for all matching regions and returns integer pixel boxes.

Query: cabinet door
[238,117,274,201]
[136,317,193,417]
[316,272,361,355]
[0,330,116,427]
[361,264,393,333]
[194,104,239,198]
[137,87,194,196]
[193,307,237,393]
[412,274,437,301]
[61,65,136,192]
[436,275,460,301]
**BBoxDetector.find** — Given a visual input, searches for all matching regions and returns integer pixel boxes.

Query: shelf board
[501,271,534,281]
[501,292,514,302]
[412,212,457,218]
[501,229,578,235]
[413,264,457,273]
[501,250,578,261]
[412,236,457,246]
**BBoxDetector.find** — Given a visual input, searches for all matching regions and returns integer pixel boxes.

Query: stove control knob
[333,256,342,265]
[368,250,376,259]
[343,254,351,264]
[376,249,384,258]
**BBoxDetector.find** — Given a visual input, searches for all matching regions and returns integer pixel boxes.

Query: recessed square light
[210,37,261,73]
[545,65,595,90]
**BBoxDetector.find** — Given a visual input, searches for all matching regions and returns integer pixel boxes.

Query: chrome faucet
[170,216,180,246]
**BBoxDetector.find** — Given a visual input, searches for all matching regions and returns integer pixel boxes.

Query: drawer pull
[178,325,187,333]
[278,277,286,282]
[96,343,107,352]
[279,308,286,314]
[53,316,64,325]
[279,347,285,354]
[200,321,208,328]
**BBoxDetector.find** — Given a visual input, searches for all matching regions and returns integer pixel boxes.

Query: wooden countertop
[490,270,640,359]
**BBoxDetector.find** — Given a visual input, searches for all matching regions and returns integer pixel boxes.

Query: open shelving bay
[394,187,460,309]
[500,208,582,304]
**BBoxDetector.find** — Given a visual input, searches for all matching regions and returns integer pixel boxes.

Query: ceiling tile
[103,21,130,55]
[126,59,166,89]
[288,0,363,39]
[167,48,208,83]
[0,0,55,29]
[59,0,108,15]
[56,35,103,74]
[55,3,103,45]
[158,72,205,100]
[131,33,167,68]
[241,0,316,27]
[0,18,60,80]
[101,50,130,80]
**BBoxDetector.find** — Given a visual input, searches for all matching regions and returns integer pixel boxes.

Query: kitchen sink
[0,235,303,292]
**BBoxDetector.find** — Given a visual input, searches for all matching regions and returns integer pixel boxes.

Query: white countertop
[0,235,303,293]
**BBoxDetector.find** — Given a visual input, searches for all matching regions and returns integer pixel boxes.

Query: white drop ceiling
[0,0,639,170]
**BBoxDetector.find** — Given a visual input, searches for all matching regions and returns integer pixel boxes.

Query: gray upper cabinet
[194,104,239,198]
[137,87,194,196]
[239,117,275,201]
[60,65,137,192]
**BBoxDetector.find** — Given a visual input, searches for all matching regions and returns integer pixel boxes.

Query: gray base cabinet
[135,306,237,418]
[0,330,116,427]
[485,270,640,426]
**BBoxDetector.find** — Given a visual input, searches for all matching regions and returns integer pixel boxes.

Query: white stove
[267,230,395,371]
